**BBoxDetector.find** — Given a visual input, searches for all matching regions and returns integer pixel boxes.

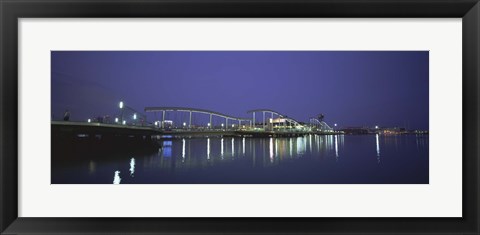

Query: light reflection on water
[113,170,121,184]
[129,158,135,177]
[207,138,210,160]
[221,138,224,159]
[242,137,245,155]
[335,135,339,160]
[376,134,381,163]
[182,138,186,161]
[54,134,429,184]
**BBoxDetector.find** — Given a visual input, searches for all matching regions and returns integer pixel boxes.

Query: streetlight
[232,124,235,128]
[115,117,119,123]
[87,119,91,123]
[375,125,379,129]
[133,113,137,120]
[183,122,186,127]
[334,123,337,127]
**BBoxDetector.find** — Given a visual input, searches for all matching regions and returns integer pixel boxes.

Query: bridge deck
[52,121,337,137]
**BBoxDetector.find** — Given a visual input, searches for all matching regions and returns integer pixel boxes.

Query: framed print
[1,0,479,234]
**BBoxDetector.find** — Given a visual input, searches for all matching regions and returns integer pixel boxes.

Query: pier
[52,105,339,158]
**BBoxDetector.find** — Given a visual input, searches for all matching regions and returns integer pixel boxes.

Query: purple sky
[51,51,428,130]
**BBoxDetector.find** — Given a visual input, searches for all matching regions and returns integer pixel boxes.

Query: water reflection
[275,138,278,158]
[221,138,224,159]
[376,134,381,163]
[129,158,135,177]
[207,138,210,160]
[269,137,274,163]
[88,161,96,174]
[182,138,186,162]
[296,137,305,155]
[335,135,339,159]
[242,137,245,155]
[162,140,172,158]
[416,134,428,149]
[53,135,429,184]
[309,134,313,153]
[289,138,293,157]
[113,170,121,184]
[134,135,350,169]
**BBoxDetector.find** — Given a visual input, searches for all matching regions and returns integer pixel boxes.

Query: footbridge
[62,102,339,138]
[145,106,252,130]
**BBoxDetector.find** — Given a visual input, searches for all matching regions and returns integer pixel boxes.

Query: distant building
[382,127,407,135]
[340,127,369,135]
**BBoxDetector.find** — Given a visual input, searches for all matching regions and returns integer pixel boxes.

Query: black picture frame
[1,0,479,234]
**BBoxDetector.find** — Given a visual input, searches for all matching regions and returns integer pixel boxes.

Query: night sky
[51,51,428,130]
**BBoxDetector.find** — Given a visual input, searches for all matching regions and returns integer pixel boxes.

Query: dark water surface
[52,134,429,184]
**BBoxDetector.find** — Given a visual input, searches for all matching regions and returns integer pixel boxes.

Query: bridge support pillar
[271,112,274,131]
[209,114,212,129]
[162,111,165,128]
[189,111,192,129]
[253,113,255,128]
[263,111,265,130]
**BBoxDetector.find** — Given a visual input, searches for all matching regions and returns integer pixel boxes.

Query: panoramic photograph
[51,51,429,184]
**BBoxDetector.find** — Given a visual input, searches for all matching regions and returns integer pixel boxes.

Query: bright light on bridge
[119,101,124,109]
[133,113,137,120]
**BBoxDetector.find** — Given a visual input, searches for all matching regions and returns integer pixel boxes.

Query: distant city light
[119,101,124,109]
[87,119,91,123]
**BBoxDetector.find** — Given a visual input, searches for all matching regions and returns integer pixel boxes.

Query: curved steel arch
[144,106,251,121]
[310,118,333,130]
[247,109,304,126]
[246,109,283,117]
